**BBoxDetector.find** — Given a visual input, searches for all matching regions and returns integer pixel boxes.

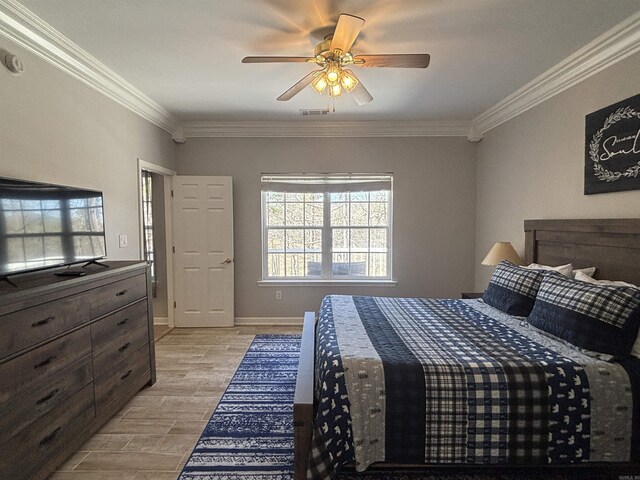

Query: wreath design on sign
[590,106,640,182]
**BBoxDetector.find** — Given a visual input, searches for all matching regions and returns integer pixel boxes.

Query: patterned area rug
[179,334,627,480]
[179,334,299,479]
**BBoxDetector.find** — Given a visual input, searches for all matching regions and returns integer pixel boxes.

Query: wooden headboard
[524,218,640,286]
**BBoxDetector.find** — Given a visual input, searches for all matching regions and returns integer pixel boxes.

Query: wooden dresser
[0,261,156,480]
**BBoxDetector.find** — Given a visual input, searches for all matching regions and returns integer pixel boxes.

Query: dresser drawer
[90,273,147,319]
[0,358,93,442]
[93,319,149,377]
[0,326,91,404]
[95,344,150,412]
[0,383,95,480]
[91,299,148,353]
[0,294,90,361]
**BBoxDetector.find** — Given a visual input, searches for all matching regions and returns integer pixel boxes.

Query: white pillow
[571,267,596,279]
[525,263,574,277]
[574,271,639,288]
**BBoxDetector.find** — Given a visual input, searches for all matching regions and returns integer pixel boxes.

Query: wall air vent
[299,109,330,116]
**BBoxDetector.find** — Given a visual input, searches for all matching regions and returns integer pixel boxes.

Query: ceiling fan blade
[330,14,365,53]
[242,56,313,63]
[354,54,431,68]
[277,70,321,101]
[345,71,373,105]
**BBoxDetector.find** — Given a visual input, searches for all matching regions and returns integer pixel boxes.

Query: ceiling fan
[242,13,430,105]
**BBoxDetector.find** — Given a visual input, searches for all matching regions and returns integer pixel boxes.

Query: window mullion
[367,200,372,277]
[321,192,331,278]
[283,201,288,276]
[261,192,267,279]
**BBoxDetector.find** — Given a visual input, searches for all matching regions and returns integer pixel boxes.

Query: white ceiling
[16,0,640,122]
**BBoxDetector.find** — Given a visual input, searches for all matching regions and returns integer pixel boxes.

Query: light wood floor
[153,324,173,342]
[48,325,301,480]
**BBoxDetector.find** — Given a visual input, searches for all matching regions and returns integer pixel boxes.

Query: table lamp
[481,242,524,266]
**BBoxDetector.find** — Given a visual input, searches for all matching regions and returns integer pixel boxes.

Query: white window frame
[259,174,396,286]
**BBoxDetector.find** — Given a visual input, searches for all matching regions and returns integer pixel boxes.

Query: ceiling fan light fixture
[325,64,341,86]
[340,70,358,92]
[328,83,342,97]
[311,72,328,94]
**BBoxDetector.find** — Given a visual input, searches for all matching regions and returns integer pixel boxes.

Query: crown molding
[471,11,640,135]
[181,120,472,138]
[2,0,637,141]
[0,0,179,134]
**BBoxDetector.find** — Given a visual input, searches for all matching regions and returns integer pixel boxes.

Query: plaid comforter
[308,295,640,479]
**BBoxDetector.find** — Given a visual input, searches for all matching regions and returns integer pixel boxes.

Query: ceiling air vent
[299,108,330,116]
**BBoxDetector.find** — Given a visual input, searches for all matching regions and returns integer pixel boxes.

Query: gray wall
[0,39,176,261]
[475,51,640,290]
[177,137,477,318]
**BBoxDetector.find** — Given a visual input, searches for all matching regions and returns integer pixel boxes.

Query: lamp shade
[481,242,523,266]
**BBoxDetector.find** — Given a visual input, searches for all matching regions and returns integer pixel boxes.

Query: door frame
[137,158,176,328]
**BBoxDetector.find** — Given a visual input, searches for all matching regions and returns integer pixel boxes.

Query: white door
[173,176,234,327]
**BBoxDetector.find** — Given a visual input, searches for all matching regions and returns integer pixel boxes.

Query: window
[140,170,155,280]
[261,174,392,281]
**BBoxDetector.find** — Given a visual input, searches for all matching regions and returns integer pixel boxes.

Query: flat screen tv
[0,177,106,277]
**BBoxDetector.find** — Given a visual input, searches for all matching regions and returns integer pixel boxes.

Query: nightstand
[461,292,484,299]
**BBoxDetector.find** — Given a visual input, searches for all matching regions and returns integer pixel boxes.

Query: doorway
[138,158,176,328]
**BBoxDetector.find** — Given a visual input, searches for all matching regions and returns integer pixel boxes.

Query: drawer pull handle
[34,355,56,369]
[117,318,129,326]
[118,342,131,353]
[39,426,61,446]
[36,388,60,405]
[115,289,128,297]
[32,316,55,328]
[121,369,133,380]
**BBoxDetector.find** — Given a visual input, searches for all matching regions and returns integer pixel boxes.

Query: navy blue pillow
[527,273,640,358]
[483,260,545,316]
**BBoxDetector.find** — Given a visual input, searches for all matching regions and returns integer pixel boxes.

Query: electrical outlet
[276,290,282,300]
[119,234,128,248]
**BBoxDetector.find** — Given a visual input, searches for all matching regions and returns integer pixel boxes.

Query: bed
[293,218,640,480]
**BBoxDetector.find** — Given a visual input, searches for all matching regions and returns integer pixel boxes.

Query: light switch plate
[119,234,128,248]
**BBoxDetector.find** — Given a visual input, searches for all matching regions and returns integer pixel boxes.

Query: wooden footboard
[294,311,315,480]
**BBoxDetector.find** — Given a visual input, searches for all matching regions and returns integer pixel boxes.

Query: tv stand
[0,275,17,287]
[0,261,155,480]
[82,259,109,268]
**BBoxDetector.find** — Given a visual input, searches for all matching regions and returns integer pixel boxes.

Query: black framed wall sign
[584,93,640,195]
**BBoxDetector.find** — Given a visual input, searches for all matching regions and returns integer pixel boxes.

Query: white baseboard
[234,317,303,326]
[153,317,169,326]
